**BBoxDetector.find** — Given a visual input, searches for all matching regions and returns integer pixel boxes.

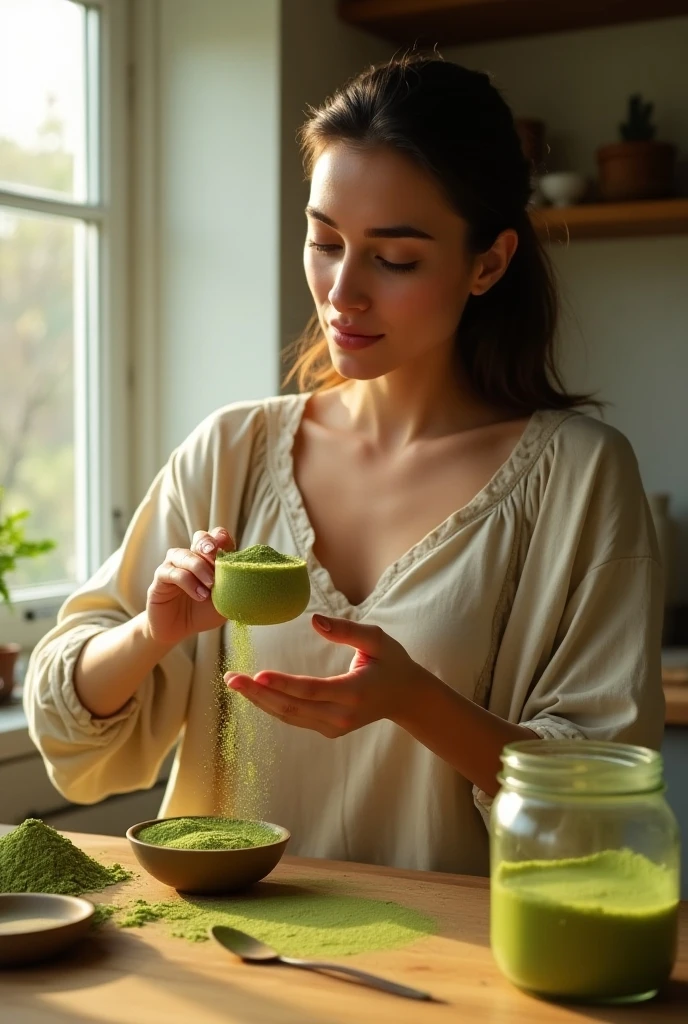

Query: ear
[469,229,519,297]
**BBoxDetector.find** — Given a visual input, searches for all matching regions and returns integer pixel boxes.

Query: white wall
[448,16,688,602]
[131,0,387,490]
[131,0,281,490]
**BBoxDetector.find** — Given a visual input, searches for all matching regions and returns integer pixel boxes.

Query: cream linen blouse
[24,394,665,876]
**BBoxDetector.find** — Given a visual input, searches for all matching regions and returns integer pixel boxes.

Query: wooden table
[3,830,687,1023]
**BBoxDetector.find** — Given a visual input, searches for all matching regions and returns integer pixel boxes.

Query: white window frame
[0,0,129,648]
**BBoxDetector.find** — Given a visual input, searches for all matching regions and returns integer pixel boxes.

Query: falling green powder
[137,817,281,851]
[210,544,309,818]
[0,819,132,896]
[114,886,435,957]
[213,617,275,820]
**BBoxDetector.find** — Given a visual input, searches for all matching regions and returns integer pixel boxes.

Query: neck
[333,341,510,449]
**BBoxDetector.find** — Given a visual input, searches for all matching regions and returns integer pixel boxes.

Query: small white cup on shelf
[539,172,587,207]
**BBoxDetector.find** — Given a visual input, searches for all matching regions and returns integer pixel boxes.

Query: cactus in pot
[597,93,675,201]
[620,94,656,142]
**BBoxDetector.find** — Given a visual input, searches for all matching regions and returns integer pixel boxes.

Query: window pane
[0,0,87,200]
[0,208,82,588]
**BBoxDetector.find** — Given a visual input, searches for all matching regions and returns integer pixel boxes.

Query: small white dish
[539,172,587,207]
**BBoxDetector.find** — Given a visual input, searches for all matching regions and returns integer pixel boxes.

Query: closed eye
[307,241,419,274]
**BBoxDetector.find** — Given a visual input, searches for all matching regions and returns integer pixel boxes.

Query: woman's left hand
[224,613,425,738]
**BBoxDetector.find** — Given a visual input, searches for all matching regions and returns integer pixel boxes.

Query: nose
[328,256,370,313]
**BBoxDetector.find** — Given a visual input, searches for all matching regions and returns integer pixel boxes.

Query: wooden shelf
[531,198,688,241]
[339,0,688,46]
[665,685,688,726]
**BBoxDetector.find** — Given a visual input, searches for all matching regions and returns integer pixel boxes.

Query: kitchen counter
[2,828,687,1023]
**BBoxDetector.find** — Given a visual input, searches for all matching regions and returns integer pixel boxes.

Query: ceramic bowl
[0,893,94,967]
[539,172,587,207]
[126,817,291,894]
[212,553,310,626]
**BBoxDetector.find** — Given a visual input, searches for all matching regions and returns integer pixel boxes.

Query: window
[0,0,127,628]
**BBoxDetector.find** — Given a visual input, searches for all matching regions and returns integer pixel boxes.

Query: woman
[24,56,663,876]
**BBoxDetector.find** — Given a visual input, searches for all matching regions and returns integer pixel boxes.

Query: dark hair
[284,53,595,412]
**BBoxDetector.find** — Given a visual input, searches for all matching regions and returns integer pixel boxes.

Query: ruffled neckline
[266,392,574,619]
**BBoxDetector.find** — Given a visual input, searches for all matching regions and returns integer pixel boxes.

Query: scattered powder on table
[114,886,435,957]
[92,904,119,926]
[137,817,281,851]
[0,819,132,896]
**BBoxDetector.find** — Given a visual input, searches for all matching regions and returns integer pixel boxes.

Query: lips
[329,324,384,352]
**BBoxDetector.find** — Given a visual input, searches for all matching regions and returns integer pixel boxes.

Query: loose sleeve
[23,401,263,804]
[22,452,196,804]
[518,556,664,747]
[473,418,665,821]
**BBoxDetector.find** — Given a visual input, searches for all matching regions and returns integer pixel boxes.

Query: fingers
[227,674,347,735]
[312,614,387,657]
[152,545,216,602]
[151,561,210,602]
[191,527,235,559]
[149,528,234,605]
[251,669,361,704]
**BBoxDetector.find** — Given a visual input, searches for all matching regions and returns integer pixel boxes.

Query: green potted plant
[0,492,56,703]
[597,94,676,202]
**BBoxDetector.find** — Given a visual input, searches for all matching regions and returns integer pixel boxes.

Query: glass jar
[490,740,680,1004]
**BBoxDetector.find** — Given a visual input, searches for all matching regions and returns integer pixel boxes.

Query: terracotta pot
[597,141,676,201]
[0,643,21,704]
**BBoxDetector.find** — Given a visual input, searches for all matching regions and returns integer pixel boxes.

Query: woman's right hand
[144,527,235,646]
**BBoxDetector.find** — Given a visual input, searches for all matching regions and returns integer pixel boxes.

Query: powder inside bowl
[220,545,300,567]
[136,817,281,851]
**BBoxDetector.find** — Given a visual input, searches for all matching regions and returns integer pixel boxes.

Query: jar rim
[499,740,663,795]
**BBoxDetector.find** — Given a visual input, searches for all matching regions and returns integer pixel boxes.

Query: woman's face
[304,142,490,382]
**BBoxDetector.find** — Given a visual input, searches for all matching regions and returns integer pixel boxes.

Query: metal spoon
[211,924,434,1002]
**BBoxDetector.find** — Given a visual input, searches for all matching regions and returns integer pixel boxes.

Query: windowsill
[0,696,35,761]
[0,656,36,761]
[0,587,67,650]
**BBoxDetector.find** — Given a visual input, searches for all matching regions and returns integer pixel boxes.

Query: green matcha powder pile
[0,818,131,896]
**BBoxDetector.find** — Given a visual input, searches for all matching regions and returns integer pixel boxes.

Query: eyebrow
[305,206,435,241]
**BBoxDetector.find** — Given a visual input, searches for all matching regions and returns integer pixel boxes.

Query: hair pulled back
[285,54,593,413]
